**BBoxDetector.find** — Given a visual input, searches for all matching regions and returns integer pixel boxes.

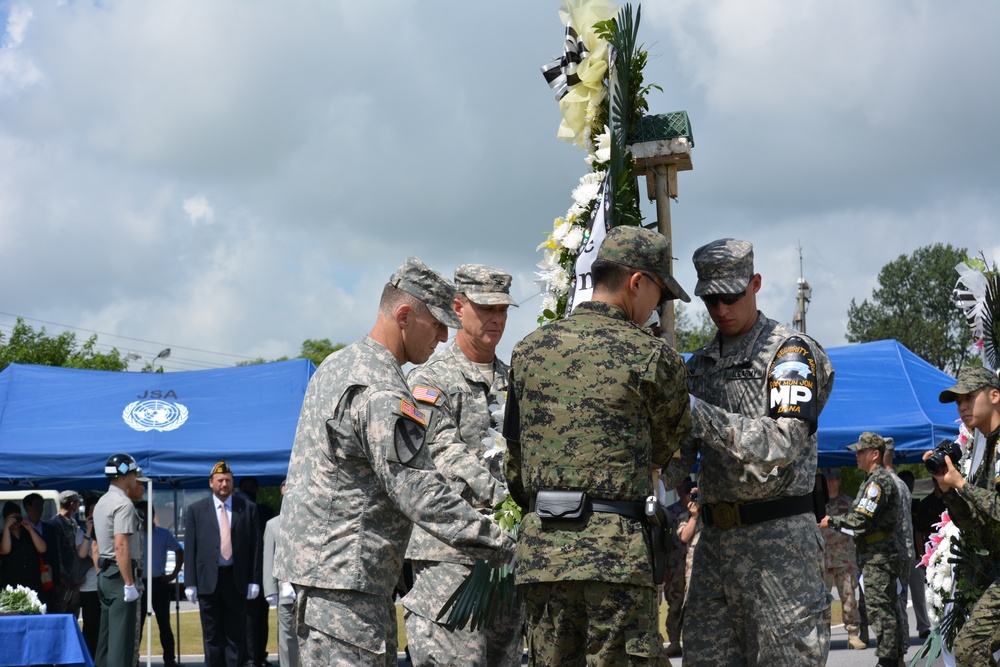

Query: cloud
[183,196,214,225]
[0,4,42,94]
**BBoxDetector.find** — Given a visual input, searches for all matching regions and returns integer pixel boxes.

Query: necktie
[219,503,233,561]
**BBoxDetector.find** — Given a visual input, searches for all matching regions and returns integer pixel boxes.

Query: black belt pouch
[535,490,587,521]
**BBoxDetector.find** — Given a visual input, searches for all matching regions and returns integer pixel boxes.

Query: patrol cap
[390,257,462,329]
[58,490,81,506]
[846,431,887,452]
[597,226,690,302]
[454,264,518,307]
[823,468,841,479]
[692,238,755,297]
[211,460,232,477]
[939,365,1000,403]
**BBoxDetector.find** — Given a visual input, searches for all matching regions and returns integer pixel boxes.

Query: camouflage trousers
[294,587,397,667]
[663,564,686,644]
[952,578,1000,667]
[522,580,669,667]
[859,551,904,660]
[823,565,860,634]
[682,514,831,666]
[402,560,524,667]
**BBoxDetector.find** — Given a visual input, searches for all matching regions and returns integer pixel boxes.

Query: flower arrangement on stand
[0,584,47,614]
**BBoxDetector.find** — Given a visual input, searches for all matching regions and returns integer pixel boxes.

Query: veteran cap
[597,226,690,302]
[692,238,755,297]
[454,264,518,307]
[823,468,841,479]
[211,460,232,477]
[939,365,1000,403]
[846,431,887,451]
[390,257,462,329]
[58,490,81,506]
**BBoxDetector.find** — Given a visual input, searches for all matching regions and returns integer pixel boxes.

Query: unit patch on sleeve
[411,385,441,405]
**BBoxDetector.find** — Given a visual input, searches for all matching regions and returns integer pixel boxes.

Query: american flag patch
[411,385,441,404]
[400,400,426,426]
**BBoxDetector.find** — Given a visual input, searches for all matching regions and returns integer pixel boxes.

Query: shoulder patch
[867,484,880,498]
[400,399,426,425]
[411,385,441,405]
[394,418,424,464]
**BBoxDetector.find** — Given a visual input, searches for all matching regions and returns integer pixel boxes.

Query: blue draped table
[0,613,94,667]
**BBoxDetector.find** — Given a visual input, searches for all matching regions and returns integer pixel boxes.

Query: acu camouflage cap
[454,264,518,307]
[390,257,462,329]
[939,365,1000,403]
[597,226,691,302]
[846,431,887,451]
[692,238,755,297]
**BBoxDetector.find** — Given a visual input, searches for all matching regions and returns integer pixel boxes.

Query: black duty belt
[98,558,138,572]
[702,493,813,530]
[529,495,646,521]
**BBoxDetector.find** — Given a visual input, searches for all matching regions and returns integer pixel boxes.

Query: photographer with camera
[925,365,1000,666]
[819,432,904,667]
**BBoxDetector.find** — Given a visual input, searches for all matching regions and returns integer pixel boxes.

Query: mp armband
[767,336,819,431]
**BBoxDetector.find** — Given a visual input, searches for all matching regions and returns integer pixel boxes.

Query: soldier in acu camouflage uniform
[927,366,1000,667]
[662,238,834,666]
[504,225,693,666]
[821,468,865,649]
[275,257,516,667]
[822,432,904,667]
[402,264,524,667]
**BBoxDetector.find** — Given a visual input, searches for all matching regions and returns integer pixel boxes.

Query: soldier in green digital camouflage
[926,365,1000,667]
[504,225,693,666]
[275,257,516,667]
[821,432,904,667]
[662,238,835,666]
[402,264,524,667]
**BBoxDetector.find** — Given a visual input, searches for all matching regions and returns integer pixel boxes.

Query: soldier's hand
[818,515,830,529]
[923,451,965,492]
[123,584,140,602]
[488,532,517,568]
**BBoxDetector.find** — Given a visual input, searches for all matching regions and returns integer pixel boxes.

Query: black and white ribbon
[541,24,588,100]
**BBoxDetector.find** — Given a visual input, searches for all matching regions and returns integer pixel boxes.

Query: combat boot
[847,633,866,649]
[664,643,682,657]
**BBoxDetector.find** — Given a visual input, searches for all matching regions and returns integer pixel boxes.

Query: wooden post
[653,163,678,347]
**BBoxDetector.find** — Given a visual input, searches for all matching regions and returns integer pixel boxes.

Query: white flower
[565,203,587,223]
[552,219,572,245]
[572,171,605,208]
[541,292,559,313]
[561,226,585,252]
[585,128,611,166]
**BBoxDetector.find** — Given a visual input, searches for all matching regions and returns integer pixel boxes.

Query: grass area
[135,599,845,656]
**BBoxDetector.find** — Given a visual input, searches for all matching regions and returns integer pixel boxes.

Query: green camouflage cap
[597,226,691,302]
[846,431,887,451]
[454,264,518,307]
[390,257,462,329]
[692,238,754,296]
[939,365,1000,403]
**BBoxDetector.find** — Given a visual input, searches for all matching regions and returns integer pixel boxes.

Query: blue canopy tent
[0,359,315,490]
[818,339,960,467]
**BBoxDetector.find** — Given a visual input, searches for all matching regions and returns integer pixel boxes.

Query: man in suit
[185,461,262,667]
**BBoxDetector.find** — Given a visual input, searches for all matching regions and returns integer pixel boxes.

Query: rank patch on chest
[400,399,427,425]
[411,385,441,405]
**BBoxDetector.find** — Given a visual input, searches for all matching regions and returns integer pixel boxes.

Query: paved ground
[141,599,947,666]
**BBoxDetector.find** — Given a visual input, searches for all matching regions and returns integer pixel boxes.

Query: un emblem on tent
[122,400,189,432]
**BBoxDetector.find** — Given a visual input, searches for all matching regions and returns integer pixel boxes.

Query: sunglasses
[700,289,747,307]
[640,272,669,308]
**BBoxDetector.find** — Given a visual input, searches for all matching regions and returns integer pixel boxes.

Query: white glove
[185,587,198,604]
[247,583,260,600]
[123,584,140,602]
[280,581,295,600]
[265,594,278,607]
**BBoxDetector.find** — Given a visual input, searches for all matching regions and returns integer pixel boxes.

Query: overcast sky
[1,1,998,371]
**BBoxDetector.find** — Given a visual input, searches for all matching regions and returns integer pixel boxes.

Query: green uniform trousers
[953,578,1000,667]
[860,552,904,660]
[96,565,138,667]
[522,581,667,667]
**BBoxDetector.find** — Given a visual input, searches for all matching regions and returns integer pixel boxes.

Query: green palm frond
[435,561,521,631]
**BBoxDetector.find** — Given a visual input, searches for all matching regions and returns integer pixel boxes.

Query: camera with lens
[924,438,963,475]
[690,490,699,502]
